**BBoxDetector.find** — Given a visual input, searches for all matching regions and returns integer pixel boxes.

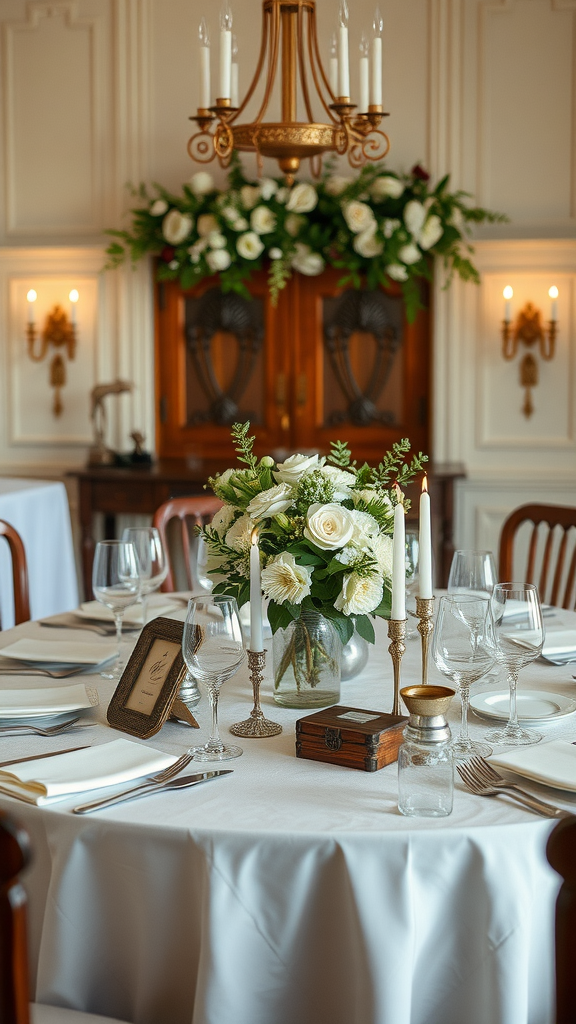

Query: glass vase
[272,610,342,709]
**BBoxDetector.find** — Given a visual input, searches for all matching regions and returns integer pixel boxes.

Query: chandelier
[188,0,390,185]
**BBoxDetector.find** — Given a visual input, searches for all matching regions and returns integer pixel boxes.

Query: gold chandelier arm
[297,6,315,125]
[252,2,281,126]
[231,7,269,122]
[187,130,217,163]
[309,12,338,122]
[27,329,47,362]
[361,129,390,162]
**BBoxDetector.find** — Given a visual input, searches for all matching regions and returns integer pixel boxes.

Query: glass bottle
[398,685,455,818]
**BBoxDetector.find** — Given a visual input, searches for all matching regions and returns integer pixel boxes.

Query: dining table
[0,603,575,1024]
[0,477,78,627]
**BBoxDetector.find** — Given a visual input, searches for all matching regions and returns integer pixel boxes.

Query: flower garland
[106,156,505,322]
[200,423,427,645]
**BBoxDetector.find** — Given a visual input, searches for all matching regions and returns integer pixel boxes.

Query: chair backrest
[498,504,576,610]
[152,496,223,592]
[0,812,32,1024]
[546,814,576,1024]
[0,521,31,627]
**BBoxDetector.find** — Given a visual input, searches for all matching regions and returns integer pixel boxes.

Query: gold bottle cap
[400,685,455,717]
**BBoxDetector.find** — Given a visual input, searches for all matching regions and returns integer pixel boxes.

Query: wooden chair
[498,504,576,609]
[152,496,223,592]
[0,521,31,627]
[0,811,129,1024]
[546,814,576,1024]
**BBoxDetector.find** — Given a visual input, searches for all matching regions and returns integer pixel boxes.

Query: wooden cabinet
[155,268,431,463]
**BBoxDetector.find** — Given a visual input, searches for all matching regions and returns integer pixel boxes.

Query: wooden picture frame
[107,616,195,739]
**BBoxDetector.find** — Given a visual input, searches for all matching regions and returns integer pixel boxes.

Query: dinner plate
[0,639,118,665]
[0,683,98,719]
[470,689,576,725]
[75,597,183,625]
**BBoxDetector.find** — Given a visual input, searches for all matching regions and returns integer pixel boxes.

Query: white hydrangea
[372,533,394,579]
[225,513,256,551]
[335,572,384,615]
[261,552,313,605]
[210,504,236,537]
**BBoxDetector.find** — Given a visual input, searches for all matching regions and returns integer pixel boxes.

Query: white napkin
[0,738,178,805]
[542,630,576,657]
[0,683,96,719]
[0,639,118,665]
[76,596,182,626]
[489,740,576,792]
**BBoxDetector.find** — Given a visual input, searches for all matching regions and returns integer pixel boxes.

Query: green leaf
[267,601,298,634]
[354,615,376,644]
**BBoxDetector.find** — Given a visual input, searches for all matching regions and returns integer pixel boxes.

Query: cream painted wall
[0,0,574,560]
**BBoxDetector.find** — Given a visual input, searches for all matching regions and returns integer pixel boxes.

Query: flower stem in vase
[272,611,341,709]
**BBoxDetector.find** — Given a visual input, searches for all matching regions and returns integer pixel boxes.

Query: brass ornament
[387,618,407,716]
[229,649,283,738]
[26,304,77,417]
[415,596,435,685]
[501,301,557,419]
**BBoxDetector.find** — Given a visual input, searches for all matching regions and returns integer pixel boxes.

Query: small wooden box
[295,705,408,772]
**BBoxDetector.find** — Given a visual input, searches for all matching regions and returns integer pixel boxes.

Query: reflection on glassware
[485,583,544,746]
[447,550,498,598]
[182,595,245,761]
[121,527,168,624]
[405,530,419,638]
[92,540,140,680]
[432,595,494,759]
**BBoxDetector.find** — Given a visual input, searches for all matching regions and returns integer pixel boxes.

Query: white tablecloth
[0,609,575,1024]
[0,478,78,628]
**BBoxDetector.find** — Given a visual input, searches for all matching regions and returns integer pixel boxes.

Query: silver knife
[0,745,90,768]
[72,769,233,814]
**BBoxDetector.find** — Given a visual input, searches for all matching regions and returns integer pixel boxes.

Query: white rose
[274,452,323,485]
[236,231,265,260]
[403,199,427,238]
[320,465,356,501]
[162,209,193,245]
[250,205,277,234]
[286,182,318,213]
[285,213,305,237]
[225,513,256,551]
[275,187,288,204]
[342,201,376,234]
[304,502,355,551]
[168,260,179,270]
[334,572,384,615]
[189,171,215,196]
[232,217,249,231]
[418,214,443,250]
[221,205,239,223]
[247,482,294,519]
[349,509,380,551]
[150,198,168,216]
[291,243,324,276]
[383,218,401,239]
[370,175,405,201]
[325,176,354,196]
[260,178,278,201]
[353,224,384,258]
[240,185,261,210]
[208,231,227,249]
[261,552,313,605]
[210,505,236,537]
[386,263,408,281]
[206,248,232,272]
[269,247,283,260]
[398,243,421,265]
[197,213,219,237]
[372,533,393,578]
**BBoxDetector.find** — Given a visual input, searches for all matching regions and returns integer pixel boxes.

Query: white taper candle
[371,6,383,105]
[359,35,369,112]
[418,479,433,599]
[391,497,406,620]
[250,530,264,653]
[199,19,211,108]
[338,0,350,97]
[219,1,232,99]
[26,289,37,324]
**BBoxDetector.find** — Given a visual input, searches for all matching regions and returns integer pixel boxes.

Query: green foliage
[231,421,258,473]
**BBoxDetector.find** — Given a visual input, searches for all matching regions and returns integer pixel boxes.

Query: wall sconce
[26,289,79,416]
[501,286,558,418]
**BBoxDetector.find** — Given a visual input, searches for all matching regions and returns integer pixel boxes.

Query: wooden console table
[68,461,465,601]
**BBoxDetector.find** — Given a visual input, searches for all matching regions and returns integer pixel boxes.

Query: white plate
[470,689,576,725]
[0,684,98,719]
[0,639,118,665]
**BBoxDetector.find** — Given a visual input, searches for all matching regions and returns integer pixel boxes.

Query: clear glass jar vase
[272,609,341,709]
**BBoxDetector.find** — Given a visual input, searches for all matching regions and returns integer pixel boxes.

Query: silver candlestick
[230,649,282,738]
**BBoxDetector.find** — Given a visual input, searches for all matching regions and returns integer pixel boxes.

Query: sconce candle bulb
[26,289,37,324]
[338,0,350,99]
[371,5,383,106]
[198,19,211,110]
[359,34,370,113]
[503,285,513,322]
[329,31,338,95]
[69,289,79,326]
[549,286,558,322]
[219,0,233,100]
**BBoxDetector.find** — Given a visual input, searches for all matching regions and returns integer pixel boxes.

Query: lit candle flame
[251,527,260,545]
[422,475,428,494]
[27,289,37,303]
[549,286,559,300]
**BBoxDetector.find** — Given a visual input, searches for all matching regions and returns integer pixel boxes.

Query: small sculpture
[88,379,133,467]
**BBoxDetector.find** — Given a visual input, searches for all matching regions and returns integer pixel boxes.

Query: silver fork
[72,749,196,813]
[456,760,567,817]
[0,717,87,737]
[0,665,87,678]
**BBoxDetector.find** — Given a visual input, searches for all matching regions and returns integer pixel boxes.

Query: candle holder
[387,618,407,715]
[415,596,435,685]
[229,649,282,738]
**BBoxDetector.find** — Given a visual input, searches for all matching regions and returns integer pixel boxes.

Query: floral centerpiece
[200,423,427,702]
[106,157,505,322]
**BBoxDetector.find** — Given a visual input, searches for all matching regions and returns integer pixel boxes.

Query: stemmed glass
[448,550,498,598]
[405,530,419,638]
[122,527,168,625]
[182,595,246,761]
[92,540,141,680]
[485,582,544,746]
[432,594,495,759]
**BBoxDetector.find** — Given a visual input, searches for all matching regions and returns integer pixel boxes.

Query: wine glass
[92,540,141,680]
[405,530,419,638]
[448,550,498,598]
[484,583,544,746]
[432,594,495,759]
[182,595,246,761]
[122,527,168,625]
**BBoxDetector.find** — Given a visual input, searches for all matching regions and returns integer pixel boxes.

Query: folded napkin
[0,683,97,719]
[489,741,576,793]
[0,738,177,805]
[76,596,182,626]
[542,630,576,657]
[0,639,118,666]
